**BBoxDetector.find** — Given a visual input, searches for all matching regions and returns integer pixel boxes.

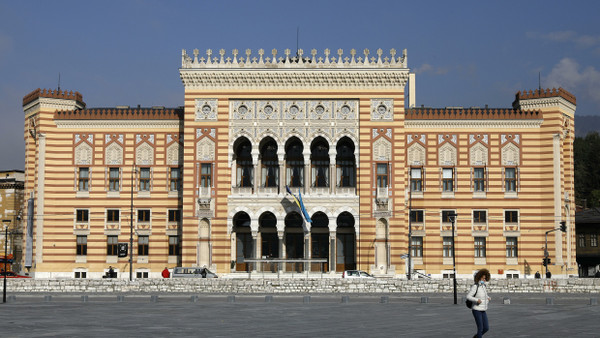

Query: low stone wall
[5,278,600,294]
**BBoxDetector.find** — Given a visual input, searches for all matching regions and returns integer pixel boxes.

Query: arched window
[234,137,253,187]
[336,137,356,187]
[285,137,304,187]
[311,137,329,187]
[260,137,278,187]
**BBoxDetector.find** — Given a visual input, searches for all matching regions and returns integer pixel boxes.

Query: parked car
[342,270,374,278]
[0,271,31,278]
[171,267,218,278]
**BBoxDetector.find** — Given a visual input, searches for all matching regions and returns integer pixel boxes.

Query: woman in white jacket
[466,268,491,338]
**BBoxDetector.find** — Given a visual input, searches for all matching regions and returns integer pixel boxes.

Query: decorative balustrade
[182,48,407,69]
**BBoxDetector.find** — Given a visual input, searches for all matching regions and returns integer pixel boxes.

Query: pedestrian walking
[534,271,541,279]
[467,268,491,338]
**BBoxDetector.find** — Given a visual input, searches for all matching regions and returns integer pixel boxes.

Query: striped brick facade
[21,48,575,279]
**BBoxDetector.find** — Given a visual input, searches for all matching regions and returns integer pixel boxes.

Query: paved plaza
[1,293,598,337]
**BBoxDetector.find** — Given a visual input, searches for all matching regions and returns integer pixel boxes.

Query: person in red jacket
[161,267,170,278]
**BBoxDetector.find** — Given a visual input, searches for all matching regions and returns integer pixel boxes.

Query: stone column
[329,231,336,273]
[252,149,260,193]
[303,153,311,195]
[329,152,336,195]
[252,230,259,272]
[278,230,284,272]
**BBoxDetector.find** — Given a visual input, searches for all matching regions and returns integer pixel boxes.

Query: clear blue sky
[1,0,599,170]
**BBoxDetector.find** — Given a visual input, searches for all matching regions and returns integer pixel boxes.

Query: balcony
[198,186,212,199]
[376,187,389,201]
[336,186,356,196]
[231,186,253,195]
[257,186,279,195]
[309,186,329,195]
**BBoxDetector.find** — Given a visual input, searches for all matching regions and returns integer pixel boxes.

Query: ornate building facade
[22,47,576,279]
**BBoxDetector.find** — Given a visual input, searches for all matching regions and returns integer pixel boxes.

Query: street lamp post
[2,219,11,304]
[129,163,135,282]
[449,213,458,305]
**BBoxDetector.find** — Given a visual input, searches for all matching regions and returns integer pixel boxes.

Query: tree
[574,132,600,208]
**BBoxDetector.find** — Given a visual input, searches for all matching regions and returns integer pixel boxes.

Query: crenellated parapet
[406,107,541,120]
[54,107,183,120]
[512,87,576,114]
[23,88,85,107]
[181,48,407,69]
[514,87,576,105]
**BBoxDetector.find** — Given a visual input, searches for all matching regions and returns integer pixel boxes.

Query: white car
[342,270,374,278]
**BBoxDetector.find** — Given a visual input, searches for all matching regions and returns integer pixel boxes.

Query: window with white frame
[473,167,485,192]
[505,210,518,223]
[107,235,118,256]
[169,167,181,191]
[76,209,89,223]
[443,237,454,257]
[506,237,518,258]
[139,167,151,191]
[474,237,486,258]
[410,210,424,223]
[74,270,87,278]
[442,168,454,192]
[376,163,388,188]
[411,237,423,257]
[473,210,487,224]
[200,164,212,188]
[76,235,87,256]
[109,167,120,191]
[78,167,89,191]
[505,167,517,192]
[138,236,149,256]
[411,168,423,192]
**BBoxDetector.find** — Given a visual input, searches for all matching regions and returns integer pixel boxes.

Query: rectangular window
[170,167,181,191]
[168,209,181,223]
[410,210,424,223]
[76,235,87,256]
[474,237,486,258]
[312,161,329,187]
[74,271,87,278]
[78,167,89,191]
[505,168,517,192]
[591,234,598,247]
[443,237,454,258]
[442,168,454,192]
[411,237,423,257]
[578,233,586,248]
[138,236,149,256]
[136,271,149,279]
[287,160,303,187]
[200,164,212,188]
[337,160,355,188]
[376,163,388,188]
[168,236,180,256]
[505,210,518,223]
[76,209,89,223]
[138,209,150,223]
[107,235,119,256]
[139,167,151,191]
[410,168,423,192]
[473,210,487,223]
[109,167,120,191]
[107,209,120,223]
[506,237,518,258]
[473,168,485,192]
[237,161,253,187]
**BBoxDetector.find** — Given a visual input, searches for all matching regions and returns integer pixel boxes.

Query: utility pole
[407,187,412,280]
[450,212,458,305]
[129,163,135,281]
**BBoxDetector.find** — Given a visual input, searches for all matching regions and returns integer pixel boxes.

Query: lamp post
[2,218,12,304]
[449,212,458,305]
[129,163,135,281]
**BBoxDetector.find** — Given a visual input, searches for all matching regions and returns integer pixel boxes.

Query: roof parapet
[513,88,576,107]
[54,107,183,120]
[405,107,541,120]
[181,48,408,69]
[23,88,85,107]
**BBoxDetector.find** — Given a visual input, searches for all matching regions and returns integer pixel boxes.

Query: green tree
[574,132,600,208]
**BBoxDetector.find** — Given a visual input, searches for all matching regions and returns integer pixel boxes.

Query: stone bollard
[546,297,554,305]
[44,295,52,302]
[150,295,159,303]
[303,295,311,304]
[265,295,273,303]
[190,295,199,303]
[590,298,598,306]
[341,296,349,304]
[117,295,125,302]
[81,295,89,303]
[502,297,511,305]
[227,295,236,303]
[380,296,389,304]
[420,296,429,304]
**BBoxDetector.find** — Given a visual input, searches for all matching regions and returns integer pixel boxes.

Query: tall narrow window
[411,168,422,192]
[578,234,586,248]
[78,167,89,191]
[473,168,485,192]
[505,168,517,192]
[139,167,151,191]
[261,139,279,188]
[107,235,118,256]
[168,236,180,256]
[506,237,518,258]
[591,234,598,247]
[442,168,454,192]
[443,237,454,257]
[474,237,486,258]
[200,164,211,188]
[170,167,181,191]
[286,139,304,188]
[311,138,329,187]
[168,209,181,223]
[411,237,423,257]
[336,137,356,188]
[138,236,149,256]
[376,163,388,188]
[76,235,87,256]
[109,167,120,191]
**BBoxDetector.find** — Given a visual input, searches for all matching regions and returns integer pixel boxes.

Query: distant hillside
[575,115,600,137]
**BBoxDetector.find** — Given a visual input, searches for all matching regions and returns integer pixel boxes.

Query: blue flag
[285,186,312,223]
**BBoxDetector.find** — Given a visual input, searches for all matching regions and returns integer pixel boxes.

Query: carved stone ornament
[470,143,488,166]
[197,137,215,161]
[166,142,182,165]
[370,99,393,121]
[74,143,93,165]
[373,138,392,161]
[407,143,426,166]
[195,99,218,121]
[501,143,520,166]
[105,143,123,165]
[136,143,154,165]
[438,143,457,166]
